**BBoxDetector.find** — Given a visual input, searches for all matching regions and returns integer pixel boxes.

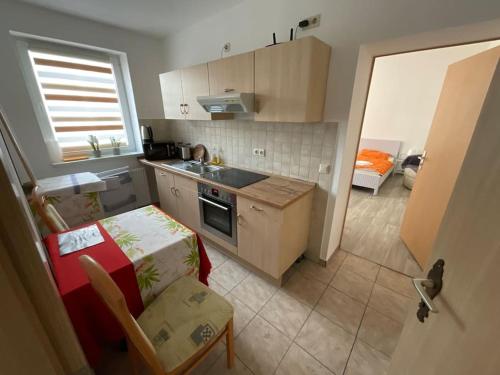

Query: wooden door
[236,196,281,278]
[181,63,211,120]
[389,50,500,374]
[208,52,254,94]
[173,174,201,232]
[400,46,500,267]
[155,169,178,218]
[254,36,330,122]
[159,70,185,120]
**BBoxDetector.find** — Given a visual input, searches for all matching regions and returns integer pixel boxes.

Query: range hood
[197,92,254,113]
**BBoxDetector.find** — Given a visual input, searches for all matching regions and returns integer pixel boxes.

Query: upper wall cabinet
[254,36,331,123]
[208,52,254,95]
[159,63,211,120]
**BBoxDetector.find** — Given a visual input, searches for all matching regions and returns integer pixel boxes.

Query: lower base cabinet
[155,169,200,232]
[236,193,313,279]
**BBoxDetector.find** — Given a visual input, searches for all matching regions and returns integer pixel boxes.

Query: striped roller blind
[28,50,129,161]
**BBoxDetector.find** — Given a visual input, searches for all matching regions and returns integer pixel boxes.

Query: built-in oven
[198,183,237,246]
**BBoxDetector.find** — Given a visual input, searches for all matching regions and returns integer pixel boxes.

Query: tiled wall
[150,119,339,260]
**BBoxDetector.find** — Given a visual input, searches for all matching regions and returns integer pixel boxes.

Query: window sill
[51,151,144,167]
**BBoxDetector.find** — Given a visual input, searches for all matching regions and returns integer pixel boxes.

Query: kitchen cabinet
[155,169,201,231]
[159,63,210,120]
[208,52,254,95]
[237,192,313,279]
[159,70,184,120]
[254,36,331,122]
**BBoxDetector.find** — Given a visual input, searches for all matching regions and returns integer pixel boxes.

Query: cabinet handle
[170,186,176,195]
[185,103,189,114]
[224,88,234,93]
[237,213,243,225]
[174,188,180,197]
[160,172,168,176]
[179,104,184,114]
[250,205,264,212]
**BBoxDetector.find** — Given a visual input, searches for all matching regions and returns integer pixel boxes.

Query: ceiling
[20,0,244,37]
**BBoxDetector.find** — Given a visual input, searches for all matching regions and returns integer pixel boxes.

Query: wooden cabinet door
[208,52,254,94]
[254,36,330,122]
[181,63,211,120]
[155,169,178,217]
[173,175,201,232]
[236,196,281,278]
[400,46,500,268]
[159,70,185,120]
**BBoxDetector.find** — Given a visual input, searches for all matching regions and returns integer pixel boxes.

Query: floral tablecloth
[99,205,200,306]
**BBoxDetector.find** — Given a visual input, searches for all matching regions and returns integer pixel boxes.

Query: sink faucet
[199,157,206,166]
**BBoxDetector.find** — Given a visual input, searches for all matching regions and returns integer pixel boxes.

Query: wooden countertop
[139,159,315,209]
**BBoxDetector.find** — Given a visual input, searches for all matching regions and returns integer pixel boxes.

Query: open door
[400,46,500,267]
[389,48,500,374]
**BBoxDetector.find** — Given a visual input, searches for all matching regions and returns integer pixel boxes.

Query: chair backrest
[78,255,164,374]
[30,185,69,233]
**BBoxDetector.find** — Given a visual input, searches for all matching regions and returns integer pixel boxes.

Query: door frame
[327,17,500,264]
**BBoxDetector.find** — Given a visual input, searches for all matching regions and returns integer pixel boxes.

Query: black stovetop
[202,168,269,189]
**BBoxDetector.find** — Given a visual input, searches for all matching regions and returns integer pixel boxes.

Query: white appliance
[196,92,254,113]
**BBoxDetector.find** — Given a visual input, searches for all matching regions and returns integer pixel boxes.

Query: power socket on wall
[299,14,321,30]
[252,148,265,157]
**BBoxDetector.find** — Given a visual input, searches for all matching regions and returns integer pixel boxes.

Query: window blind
[29,50,129,161]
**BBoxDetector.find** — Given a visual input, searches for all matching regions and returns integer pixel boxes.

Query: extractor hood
[197,92,254,113]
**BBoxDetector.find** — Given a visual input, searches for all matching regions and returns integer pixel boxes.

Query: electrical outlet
[252,148,265,157]
[319,163,330,174]
[300,14,321,30]
[223,42,231,53]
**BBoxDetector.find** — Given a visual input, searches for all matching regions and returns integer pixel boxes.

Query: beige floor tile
[190,342,226,375]
[330,268,374,304]
[210,259,250,291]
[281,271,327,308]
[259,290,311,339]
[369,284,411,324]
[315,287,365,334]
[376,267,414,298]
[358,307,403,357]
[205,244,229,269]
[208,276,229,296]
[276,343,333,375]
[294,259,337,284]
[344,340,390,375]
[231,273,277,312]
[296,311,355,375]
[224,294,257,337]
[235,316,291,375]
[341,254,380,282]
[205,352,253,375]
[326,249,348,274]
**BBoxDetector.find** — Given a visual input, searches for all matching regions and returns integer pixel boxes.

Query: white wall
[0,0,165,178]
[162,0,500,260]
[361,41,500,156]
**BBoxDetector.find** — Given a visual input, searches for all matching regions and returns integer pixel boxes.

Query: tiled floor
[341,174,421,277]
[192,242,415,375]
[96,242,415,375]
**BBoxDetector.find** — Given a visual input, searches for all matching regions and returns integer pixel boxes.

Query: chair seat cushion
[137,276,233,372]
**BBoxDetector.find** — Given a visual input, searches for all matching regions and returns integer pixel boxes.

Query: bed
[352,138,402,195]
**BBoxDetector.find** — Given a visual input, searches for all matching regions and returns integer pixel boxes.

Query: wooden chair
[30,185,69,233]
[79,255,234,375]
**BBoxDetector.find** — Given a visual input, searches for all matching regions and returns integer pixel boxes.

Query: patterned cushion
[137,276,233,372]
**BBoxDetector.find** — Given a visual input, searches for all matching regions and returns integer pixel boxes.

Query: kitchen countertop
[139,158,315,209]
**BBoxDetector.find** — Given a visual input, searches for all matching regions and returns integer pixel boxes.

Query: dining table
[44,205,211,367]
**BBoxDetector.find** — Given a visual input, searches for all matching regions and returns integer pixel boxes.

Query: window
[15,34,140,162]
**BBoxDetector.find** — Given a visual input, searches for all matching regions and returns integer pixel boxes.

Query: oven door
[198,195,237,245]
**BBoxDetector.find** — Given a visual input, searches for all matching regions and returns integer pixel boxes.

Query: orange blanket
[355,149,394,175]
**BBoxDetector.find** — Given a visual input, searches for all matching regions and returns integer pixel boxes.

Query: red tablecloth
[44,222,144,367]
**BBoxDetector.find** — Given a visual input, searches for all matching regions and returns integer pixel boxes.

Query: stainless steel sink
[162,160,223,176]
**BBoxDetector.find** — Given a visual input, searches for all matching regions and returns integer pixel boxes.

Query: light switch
[319,163,330,174]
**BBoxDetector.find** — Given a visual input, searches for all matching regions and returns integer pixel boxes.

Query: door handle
[413,279,438,313]
[198,196,228,211]
[418,150,427,170]
[413,259,445,323]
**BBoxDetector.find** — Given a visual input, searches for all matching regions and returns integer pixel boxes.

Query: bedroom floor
[341,174,421,277]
